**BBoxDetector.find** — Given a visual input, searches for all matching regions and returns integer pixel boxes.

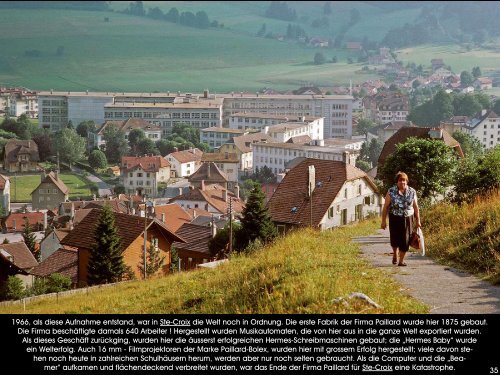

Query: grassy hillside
[0,218,429,314]
[424,191,500,284]
[0,3,496,92]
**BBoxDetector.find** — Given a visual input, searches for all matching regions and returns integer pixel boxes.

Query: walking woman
[381,172,421,266]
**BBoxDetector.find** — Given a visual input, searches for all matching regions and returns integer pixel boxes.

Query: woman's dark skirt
[389,213,414,252]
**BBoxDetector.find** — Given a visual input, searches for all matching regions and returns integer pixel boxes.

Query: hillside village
[0,51,499,300]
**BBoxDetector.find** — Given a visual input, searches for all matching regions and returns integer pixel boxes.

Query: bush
[46,273,72,293]
[0,276,25,300]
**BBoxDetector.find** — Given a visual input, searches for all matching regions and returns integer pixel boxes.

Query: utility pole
[143,196,154,280]
[228,198,233,253]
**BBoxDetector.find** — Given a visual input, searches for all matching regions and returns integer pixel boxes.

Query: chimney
[13,219,16,231]
[54,169,59,181]
[204,89,209,98]
[161,213,166,223]
[201,179,205,191]
[178,187,183,196]
[223,189,228,203]
[70,203,75,220]
[210,216,217,238]
[193,210,197,219]
[41,171,46,182]
[207,163,211,178]
[43,211,47,231]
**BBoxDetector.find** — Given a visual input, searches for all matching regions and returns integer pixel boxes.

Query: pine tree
[236,185,278,251]
[138,240,165,277]
[169,246,180,273]
[22,218,38,261]
[87,205,125,285]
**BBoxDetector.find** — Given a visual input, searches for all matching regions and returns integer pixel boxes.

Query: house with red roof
[0,242,38,291]
[165,148,203,178]
[60,209,185,286]
[267,159,381,234]
[121,155,171,197]
[2,211,46,233]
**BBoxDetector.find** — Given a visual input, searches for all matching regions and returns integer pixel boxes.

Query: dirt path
[353,229,500,314]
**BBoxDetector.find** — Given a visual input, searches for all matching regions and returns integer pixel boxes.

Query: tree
[22,218,38,261]
[453,94,482,117]
[128,128,146,154]
[453,146,499,203]
[52,128,86,168]
[379,137,458,199]
[2,238,9,244]
[137,138,159,156]
[460,71,474,87]
[102,125,129,164]
[87,205,125,285]
[156,139,177,156]
[494,99,500,115]
[472,66,482,79]
[170,246,180,273]
[452,131,483,160]
[257,23,266,37]
[147,6,164,20]
[195,11,210,29]
[165,7,179,23]
[314,52,326,65]
[355,159,371,172]
[412,80,421,89]
[356,118,374,136]
[0,276,25,300]
[138,241,165,277]
[76,120,96,139]
[208,221,241,258]
[359,138,383,166]
[32,129,52,162]
[323,1,332,15]
[88,149,107,170]
[236,186,278,251]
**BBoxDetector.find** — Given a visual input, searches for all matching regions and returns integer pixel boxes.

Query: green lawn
[9,173,93,202]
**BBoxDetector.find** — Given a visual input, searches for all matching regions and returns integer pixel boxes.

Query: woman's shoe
[392,255,397,265]
[398,263,407,267]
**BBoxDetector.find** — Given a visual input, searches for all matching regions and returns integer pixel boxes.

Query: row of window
[105,111,218,119]
[129,172,151,178]
[232,103,312,110]
[39,189,60,194]
[41,100,67,106]
[483,123,500,128]
[129,180,152,186]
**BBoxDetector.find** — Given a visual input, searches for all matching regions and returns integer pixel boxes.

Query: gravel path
[353,229,500,314]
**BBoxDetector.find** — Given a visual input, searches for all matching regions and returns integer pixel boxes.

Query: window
[358,184,362,195]
[129,173,133,177]
[328,206,334,219]
[355,204,363,221]
[341,209,348,225]
[137,173,143,177]
[364,196,371,205]
[344,188,348,199]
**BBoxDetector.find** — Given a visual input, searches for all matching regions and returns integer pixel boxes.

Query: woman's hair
[395,171,409,183]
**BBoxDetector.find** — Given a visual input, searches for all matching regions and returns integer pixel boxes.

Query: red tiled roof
[185,207,213,219]
[171,185,245,215]
[31,248,78,283]
[60,209,185,251]
[202,152,239,163]
[377,127,464,171]
[0,242,38,270]
[154,204,192,233]
[4,212,45,232]
[4,140,40,163]
[189,162,228,183]
[121,156,170,173]
[173,223,213,255]
[168,149,203,163]
[32,171,69,195]
[267,159,374,227]
[232,133,273,153]
[0,174,9,190]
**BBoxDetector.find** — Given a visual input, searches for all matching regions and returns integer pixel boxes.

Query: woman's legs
[398,250,407,266]
[392,247,398,264]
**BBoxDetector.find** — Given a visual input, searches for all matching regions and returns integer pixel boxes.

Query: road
[72,166,113,198]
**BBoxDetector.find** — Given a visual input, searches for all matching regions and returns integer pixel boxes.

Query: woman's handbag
[410,228,425,255]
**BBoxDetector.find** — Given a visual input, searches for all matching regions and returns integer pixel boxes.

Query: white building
[91,118,162,150]
[165,149,203,178]
[228,112,321,131]
[121,156,171,197]
[220,93,353,139]
[8,90,38,118]
[200,127,250,149]
[465,110,500,150]
[37,91,222,133]
[264,117,324,143]
[0,174,10,213]
[252,140,360,175]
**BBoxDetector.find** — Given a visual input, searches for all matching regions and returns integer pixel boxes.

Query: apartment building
[220,93,353,139]
[264,117,324,143]
[465,110,500,149]
[0,87,38,118]
[121,156,171,197]
[104,95,223,137]
[229,112,321,131]
[200,127,252,149]
[37,91,222,133]
[252,141,360,175]
[362,92,409,124]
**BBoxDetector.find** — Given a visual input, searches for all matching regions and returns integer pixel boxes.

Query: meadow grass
[423,191,500,284]
[0,218,429,314]
[9,173,93,202]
